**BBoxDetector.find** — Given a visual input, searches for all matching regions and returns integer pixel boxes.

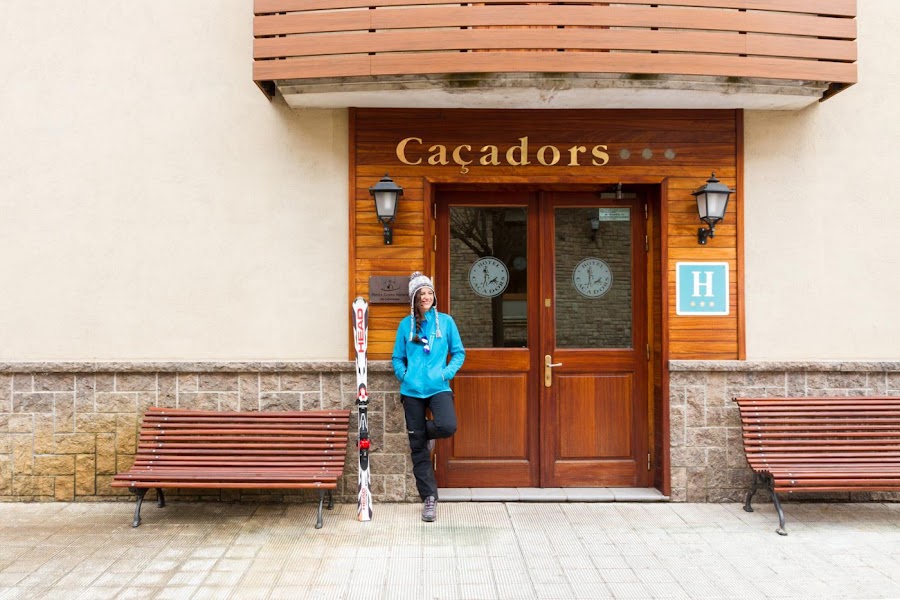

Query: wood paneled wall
[351,108,742,361]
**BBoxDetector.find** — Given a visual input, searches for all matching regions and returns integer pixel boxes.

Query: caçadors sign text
[396,136,609,174]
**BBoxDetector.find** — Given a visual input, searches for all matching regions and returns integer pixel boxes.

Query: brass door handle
[544,355,563,387]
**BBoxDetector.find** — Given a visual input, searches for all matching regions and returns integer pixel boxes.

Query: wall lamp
[692,172,734,245]
[369,173,403,245]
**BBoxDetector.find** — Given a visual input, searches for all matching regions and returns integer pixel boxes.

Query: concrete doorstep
[438,488,668,502]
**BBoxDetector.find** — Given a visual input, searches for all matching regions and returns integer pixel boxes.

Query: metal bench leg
[131,488,148,528]
[770,488,788,536]
[758,474,787,536]
[743,472,760,513]
[315,490,325,529]
[326,490,334,510]
[156,488,166,508]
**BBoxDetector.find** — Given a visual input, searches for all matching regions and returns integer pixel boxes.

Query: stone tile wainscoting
[0,361,419,503]
[3,360,899,506]
[669,361,900,503]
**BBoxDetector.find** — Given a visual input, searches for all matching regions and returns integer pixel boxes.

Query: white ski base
[438,488,668,502]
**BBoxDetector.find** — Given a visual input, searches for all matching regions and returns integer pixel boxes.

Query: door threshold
[438,488,668,502]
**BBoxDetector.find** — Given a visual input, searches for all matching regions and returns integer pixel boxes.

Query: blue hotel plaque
[676,262,729,316]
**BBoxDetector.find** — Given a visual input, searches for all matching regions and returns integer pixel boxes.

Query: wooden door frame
[428,179,667,490]
[656,180,671,496]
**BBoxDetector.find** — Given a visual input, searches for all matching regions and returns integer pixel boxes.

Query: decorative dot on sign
[690,301,696,307]
[709,301,715,307]
[664,149,676,160]
[619,149,631,159]
[642,148,653,159]
[700,301,706,307]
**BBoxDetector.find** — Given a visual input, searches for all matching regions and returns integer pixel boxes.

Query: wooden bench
[735,396,900,535]
[112,408,351,529]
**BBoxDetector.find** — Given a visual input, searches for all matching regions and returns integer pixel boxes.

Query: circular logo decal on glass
[573,258,613,298]
[469,257,510,298]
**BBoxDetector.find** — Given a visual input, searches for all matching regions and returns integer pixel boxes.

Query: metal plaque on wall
[369,276,409,304]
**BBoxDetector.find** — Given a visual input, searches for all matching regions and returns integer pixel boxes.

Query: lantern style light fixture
[369,173,403,245]
[692,172,734,245]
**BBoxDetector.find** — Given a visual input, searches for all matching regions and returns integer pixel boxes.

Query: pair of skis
[352,297,373,521]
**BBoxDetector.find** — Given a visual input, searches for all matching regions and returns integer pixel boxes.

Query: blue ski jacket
[392,309,465,398]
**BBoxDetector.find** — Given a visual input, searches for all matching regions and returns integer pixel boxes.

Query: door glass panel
[555,207,632,349]
[449,207,528,348]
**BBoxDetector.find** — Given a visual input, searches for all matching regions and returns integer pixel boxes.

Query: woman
[392,272,465,522]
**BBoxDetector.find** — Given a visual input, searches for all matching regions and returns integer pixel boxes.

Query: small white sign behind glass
[597,207,631,222]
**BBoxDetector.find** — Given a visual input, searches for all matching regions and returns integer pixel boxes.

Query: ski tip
[353,296,367,303]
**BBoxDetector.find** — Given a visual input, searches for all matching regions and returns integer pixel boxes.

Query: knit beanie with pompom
[408,271,441,341]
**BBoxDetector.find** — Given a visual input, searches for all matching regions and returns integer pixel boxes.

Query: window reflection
[555,207,632,349]
[449,207,528,348]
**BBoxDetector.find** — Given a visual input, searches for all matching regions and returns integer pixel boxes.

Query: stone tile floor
[0,501,898,599]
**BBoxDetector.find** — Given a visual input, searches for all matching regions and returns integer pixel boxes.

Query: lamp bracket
[698,226,716,245]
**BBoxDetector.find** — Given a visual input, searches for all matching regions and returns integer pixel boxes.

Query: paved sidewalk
[0,501,898,599]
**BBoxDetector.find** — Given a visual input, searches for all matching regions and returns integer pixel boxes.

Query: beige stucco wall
[0,1,349,360]
[743,0,900,360]
[3,2,897,362]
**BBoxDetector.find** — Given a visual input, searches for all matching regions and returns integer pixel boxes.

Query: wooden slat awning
[253,0,856,109]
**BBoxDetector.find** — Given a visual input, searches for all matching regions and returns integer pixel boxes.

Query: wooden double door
[435,189,649,488]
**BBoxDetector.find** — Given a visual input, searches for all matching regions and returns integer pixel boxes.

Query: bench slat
[135,449,346,456]
[116,481,340,489]
[749,467,900,472]
[145,407,348,416]
[737,398,900,405]
[769,478,900,486]
[142,420,349,427]
[141,430,348,444]
[118,470,342,479]
[747,458,900,464]
[743,431,900,439]
[742,420,900,426]
[741,411,900,418]
[132,459,345,466]
[745,441,900,447]
[776,485,900,493]
[138,443,346,449]
[745,454,900,460]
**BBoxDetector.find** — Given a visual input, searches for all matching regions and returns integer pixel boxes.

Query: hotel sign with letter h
[676,262,729,316]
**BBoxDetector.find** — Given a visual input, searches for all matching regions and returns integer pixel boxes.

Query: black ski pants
[401,391,457,500]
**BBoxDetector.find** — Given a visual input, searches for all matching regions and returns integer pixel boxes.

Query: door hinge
[645,235,649,252]
[433,235,437,252]
[432,203,437,220]
[434,453,437,472]
[646,344,651,361]
[644,203,648,220]
[648,453,652,471]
